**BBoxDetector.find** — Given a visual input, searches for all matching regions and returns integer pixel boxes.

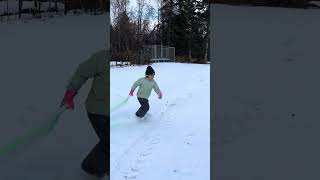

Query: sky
[111,0,159,27]
[129,0,158,9]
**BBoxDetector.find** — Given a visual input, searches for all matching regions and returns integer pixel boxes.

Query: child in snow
[129,66,162,118]
[60,49,109,179]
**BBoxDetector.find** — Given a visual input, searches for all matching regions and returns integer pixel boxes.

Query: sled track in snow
[111,96,188,180]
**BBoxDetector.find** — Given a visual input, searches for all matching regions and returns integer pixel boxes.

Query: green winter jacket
[67,49,109,116]
[131,77,161,99]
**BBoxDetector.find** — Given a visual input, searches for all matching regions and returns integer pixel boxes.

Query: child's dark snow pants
[81,112,109,177]
[136,98,150,118]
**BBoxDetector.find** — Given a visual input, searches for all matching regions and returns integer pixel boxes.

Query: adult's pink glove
[129,89,134,96]
[61,89,77,110]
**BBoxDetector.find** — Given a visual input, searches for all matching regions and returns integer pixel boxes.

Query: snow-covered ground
[0,14,108,179]
[110,61,131,67]
[0,11,210,180]
[212,4,320,180]
[110,63,210,180]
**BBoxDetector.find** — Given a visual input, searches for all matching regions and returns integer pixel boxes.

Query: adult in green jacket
[61,49,109,178]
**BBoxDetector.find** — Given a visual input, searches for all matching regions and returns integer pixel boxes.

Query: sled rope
[0,106,66,157]
[111,96,130,113]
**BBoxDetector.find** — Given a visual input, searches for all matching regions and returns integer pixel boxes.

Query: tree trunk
[55,0,58,15]
[204,38,208,63]
[64,1,68,15]
[80,0,84,13]
[33,0,36,17]
[38,2,42,18]
[188,33,192,62]
[6,0,9,20]
[18,0,22,19]
[94,1,98,15]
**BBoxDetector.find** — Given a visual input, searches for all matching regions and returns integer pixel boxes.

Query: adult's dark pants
[81,112,109,177]
[136,97,150,118]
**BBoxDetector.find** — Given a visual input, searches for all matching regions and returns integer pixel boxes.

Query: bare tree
[80,0,84,12]
[38,1,42,17]
[112,0,124,14]
[137,0,146,35]
[6,0,9,21]
[49,0,52,11]
[32,0,37,17]
[111,0,157,65]
[32,0,42,18]
[137,0,146,64]
[55,0,58,14]
[204,38,208,63]
[18,0,22,19]
[111,0,129,23]
[157,0,163,55]
[111,0,130,65]
[64,0,68,15]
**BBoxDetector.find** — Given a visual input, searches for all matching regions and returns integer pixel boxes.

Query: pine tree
[159,0,208,63]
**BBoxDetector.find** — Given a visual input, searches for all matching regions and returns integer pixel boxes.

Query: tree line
[111,0,209,65]
[0,0,109,19]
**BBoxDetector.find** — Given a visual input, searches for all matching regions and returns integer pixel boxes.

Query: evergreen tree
[159,0,208,63]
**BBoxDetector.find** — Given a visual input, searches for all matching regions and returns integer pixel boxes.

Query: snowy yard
[212,4,320,180]
[0,14,108,179]
[0,10,211,180]
[110,63,210,180]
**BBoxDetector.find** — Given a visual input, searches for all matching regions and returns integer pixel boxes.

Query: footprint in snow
[172,169,193,176]
[124,174,137,179]
[135,159,146,164]
[184,141,192,145]
[131,168,139,172]
[150,138,160,145]
[183,134,194,145]
[140,152,152,157]
[122,170,138,179]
